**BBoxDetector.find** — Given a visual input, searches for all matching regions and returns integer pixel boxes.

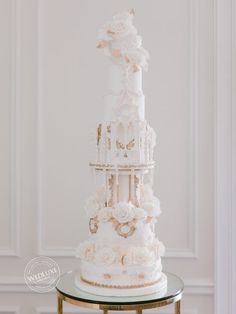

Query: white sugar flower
[125,47,149,71]
[95,247,116,265]
[84,186,106,218]
[132,247,155,266]
[112,202,135,223]
[140,184,153,202]
[95,185,106,204]
[113,11,134,22]
[76,241,94,262]
[98,207,113,222]
[84,196,100,218]
[113,34,142,53]
[134,207,147,220]
[141,198,162,218]
[104,20,137,40]
[141,201,154,213]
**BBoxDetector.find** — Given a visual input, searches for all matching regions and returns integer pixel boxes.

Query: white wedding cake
[75,10,167,297]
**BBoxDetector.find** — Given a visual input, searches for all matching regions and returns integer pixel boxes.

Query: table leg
[136,309,142,314]
[57,296,63,314]
[175,300,181,314]
[103,310,108,314]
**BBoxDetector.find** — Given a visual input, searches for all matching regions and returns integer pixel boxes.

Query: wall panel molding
[214,0,236,313]
[0,0,20,257]
[0,306,19,314]
[36,0,199,258]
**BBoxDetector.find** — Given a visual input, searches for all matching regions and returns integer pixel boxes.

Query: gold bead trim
[80,276,161,289]
[89,162,155,171]
[115,222,136,238]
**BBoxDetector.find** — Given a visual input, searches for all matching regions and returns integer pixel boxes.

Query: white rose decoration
[94,185,106,204]
[113,11,134,22]
[84,196,101,218]
[104,20,136,39]
[140,184,153,202]
[141,197,162,218]
[125,47,149,71]
[113,34,142,53]
[76,241,94,262]
[141,201,154,213]
[98,207,113,222]
[134,207,147,220]
[95,247,116,266]
[133,247,154,266]
[112,202,135,223]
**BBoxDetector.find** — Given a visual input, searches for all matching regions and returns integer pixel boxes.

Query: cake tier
[95,120,156,165]
[75,268,167,297]
[79,259,162,286]
[104,64,145,122]
[91,219,155,247]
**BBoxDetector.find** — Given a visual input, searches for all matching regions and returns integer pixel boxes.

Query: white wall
[0,0,219,313]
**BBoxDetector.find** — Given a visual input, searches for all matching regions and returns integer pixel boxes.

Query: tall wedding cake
[75,10,167,297]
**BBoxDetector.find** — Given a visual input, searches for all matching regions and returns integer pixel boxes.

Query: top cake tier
[93,11,155,168]
[97,10,149,124]
[103,64,145,122]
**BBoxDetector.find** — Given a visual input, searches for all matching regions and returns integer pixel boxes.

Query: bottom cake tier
[75,261,167,296]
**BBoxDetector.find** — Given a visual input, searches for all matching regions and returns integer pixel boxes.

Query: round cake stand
[56,270,184,314]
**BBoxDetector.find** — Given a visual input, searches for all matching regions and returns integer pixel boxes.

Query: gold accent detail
[103,274,112,280]
[126,139,135,150]
[89,162,155,171]
[97,124,102,146]
[138,273,145,279]
[107,137,111,150]
[146,216,154,223]
[108,175,115,207]
[116,139,135,150]
[116,140,125,150]
[89,218,98,234]
[107,30,116,36]
[107,125,111,133]
[115,222,136,238]
[80,276,162,289]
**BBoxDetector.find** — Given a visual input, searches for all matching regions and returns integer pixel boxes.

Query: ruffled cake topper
[97,9,149,72]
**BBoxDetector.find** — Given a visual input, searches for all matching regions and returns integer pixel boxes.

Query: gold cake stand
[56,271,184,314]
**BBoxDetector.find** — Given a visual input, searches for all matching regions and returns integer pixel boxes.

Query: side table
[56,271,184,314]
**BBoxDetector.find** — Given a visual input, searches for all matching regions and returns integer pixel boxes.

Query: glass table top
[56,271,184,305]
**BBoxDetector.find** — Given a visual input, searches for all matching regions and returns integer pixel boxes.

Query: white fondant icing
[75,271,167,297]
[75,11,167,296]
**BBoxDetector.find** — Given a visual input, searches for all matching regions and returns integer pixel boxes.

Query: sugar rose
[95,247,116,265]
[112,202,135,223]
